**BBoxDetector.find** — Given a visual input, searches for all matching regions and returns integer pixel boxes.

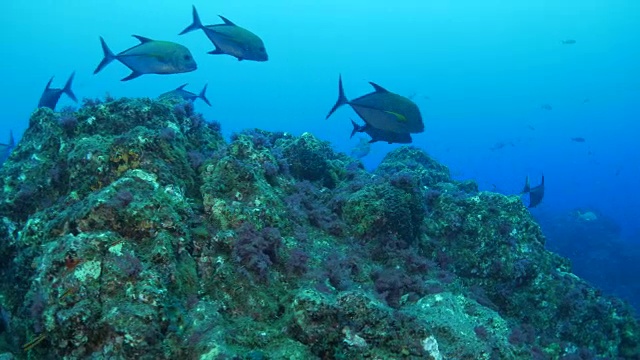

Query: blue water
[1,1,639,301]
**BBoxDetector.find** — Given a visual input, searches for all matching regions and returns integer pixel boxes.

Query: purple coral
[372,267,425,308]
[232,224,282,281]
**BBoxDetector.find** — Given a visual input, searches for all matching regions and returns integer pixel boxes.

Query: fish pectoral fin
[208,48,225,55]
[384,110,407,122]
[121,71,142,81]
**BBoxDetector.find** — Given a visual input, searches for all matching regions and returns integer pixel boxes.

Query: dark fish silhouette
[350,119,412,144]
[159,83,211,106]
[571,137,586,143]
[0,131,15,165]
[561,39,576,45]
[327,75,424,134]
[522,175,544,208]
[94,35,197,81]
[540,104,552,111]
[37,73,77,110]
[180,5,268,62]
[490,141,515,151]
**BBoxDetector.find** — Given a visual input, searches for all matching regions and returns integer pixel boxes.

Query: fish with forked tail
[350,119,412,144]
[159,83,211,106]
[521,175,544,208]
[327,75,424,134]
[38,72,77,110]
[94,35,197,81]
[179,5,268,62]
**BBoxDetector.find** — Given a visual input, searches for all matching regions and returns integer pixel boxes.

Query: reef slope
[0,98,637,359]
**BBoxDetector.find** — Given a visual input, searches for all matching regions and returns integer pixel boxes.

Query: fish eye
[183,55,191,60]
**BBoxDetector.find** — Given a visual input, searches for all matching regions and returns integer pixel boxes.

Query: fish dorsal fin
[44,76,54,90]
[218,15,236,26]
[132,35,153,43]
[176,83,188,90]
[369,82,390,93]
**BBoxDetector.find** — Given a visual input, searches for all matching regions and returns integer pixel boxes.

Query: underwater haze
[1,0,639,298]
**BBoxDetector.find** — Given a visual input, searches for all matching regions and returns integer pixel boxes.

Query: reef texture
[0,98,637,360]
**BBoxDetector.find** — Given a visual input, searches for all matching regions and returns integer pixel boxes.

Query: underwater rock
[0,97,637,359]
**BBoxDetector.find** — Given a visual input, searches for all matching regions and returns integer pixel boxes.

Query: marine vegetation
[0,97,637,359]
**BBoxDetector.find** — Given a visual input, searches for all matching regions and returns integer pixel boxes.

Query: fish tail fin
[326,74,348,120]
[63,72,78,102]
[349,119,359,139]
[521,176,531,194]
[199,83,211,106]
[180,5,204,35]
[94,37,116,74]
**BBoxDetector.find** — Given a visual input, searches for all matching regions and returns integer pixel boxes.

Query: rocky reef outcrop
[0,98,637,359]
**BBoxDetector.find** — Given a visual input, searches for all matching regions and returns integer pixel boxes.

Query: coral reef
[0,97,637,359]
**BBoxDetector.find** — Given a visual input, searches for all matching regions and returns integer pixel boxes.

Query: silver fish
[94,35,197,81]
[327,75,424,134]
[180,5,268,62]
[159,83,211,106]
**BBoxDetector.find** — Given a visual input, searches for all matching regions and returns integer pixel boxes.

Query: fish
[159,83,211,106]
[37,72,77,110]
[561,39,576,45]
[350,119,412,144]
[0,131,15,165]
[540,104,552,111]
[571,137,586,143]
[490,141,515,151]
[94,35,197,81]
[327,75,424,134]
[521,175,544,208]
[179,5,268,62]
[350,137,371,159]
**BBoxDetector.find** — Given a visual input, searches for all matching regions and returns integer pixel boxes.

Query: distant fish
[159,83,211,106]
[575,210,597,222]
[521,175,544,208]
[540,104,552,111]
[94,35,197,81]
[327,75,424,134]
[180,5,268,62]
[350,137,371,159]
[350,119,412,144]
[0,130,15,165]
[561,39,576,45]
[571,137,586,143]
[38,72,77,110]
[490,141,514,151]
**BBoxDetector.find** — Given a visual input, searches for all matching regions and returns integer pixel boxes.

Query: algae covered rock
[0,97,637,360]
